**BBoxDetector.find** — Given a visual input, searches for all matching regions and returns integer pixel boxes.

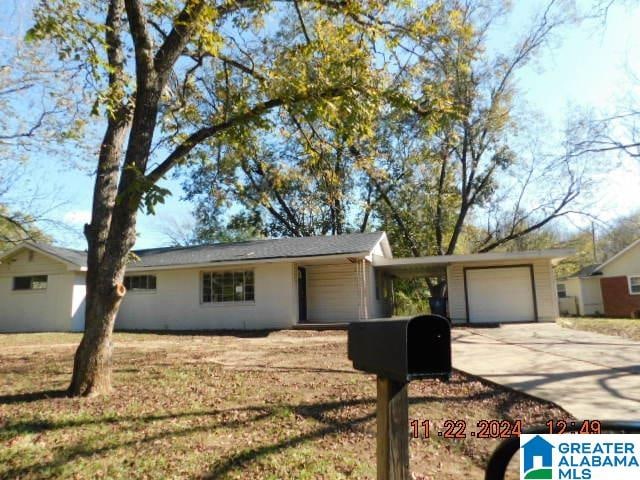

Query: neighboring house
[557,238,640,318]
[557,264,604,316]
[0,232,570,332]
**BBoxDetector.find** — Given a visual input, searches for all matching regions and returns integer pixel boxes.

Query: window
[557,283,567,298]
[202,270,254,303]
[124,275,157,291]
[629,276,640,295]
[13,275,48,291]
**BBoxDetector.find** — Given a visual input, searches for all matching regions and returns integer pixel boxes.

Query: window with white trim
[124,275,157,291]
[630,276,640,295]
[202,271,254,303]
[13,275,48,291]
[557,283,567,298]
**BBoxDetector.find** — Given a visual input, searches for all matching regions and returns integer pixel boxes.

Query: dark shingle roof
[130,231,385,269]
[33,243,88,268]
[568,263,602,278]
[26,232,385,270]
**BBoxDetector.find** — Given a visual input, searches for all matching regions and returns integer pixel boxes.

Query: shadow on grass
[0,384,519,479]
[0,368,547,478]
[0,389,68,405]
[1,397,372,478]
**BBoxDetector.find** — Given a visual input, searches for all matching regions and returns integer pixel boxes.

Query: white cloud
[63,210,92,225]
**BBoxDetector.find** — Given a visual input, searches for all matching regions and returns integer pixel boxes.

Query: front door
[298,267,307,323]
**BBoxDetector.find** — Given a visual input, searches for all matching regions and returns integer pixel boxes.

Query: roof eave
[591,237,640,273]
[124,251,372,272]
[372,249,574,268]
[0,242,85,271]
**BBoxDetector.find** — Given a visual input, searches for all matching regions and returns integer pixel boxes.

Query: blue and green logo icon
[521,435,555,479]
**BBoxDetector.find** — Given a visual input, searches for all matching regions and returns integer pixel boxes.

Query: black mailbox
[348,314,451,383]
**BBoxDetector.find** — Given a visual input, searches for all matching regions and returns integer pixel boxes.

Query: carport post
[376,376,409,480]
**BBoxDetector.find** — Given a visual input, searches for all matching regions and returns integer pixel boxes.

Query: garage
[465,266,536,323]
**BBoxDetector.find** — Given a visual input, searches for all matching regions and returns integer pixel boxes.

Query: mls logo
[521,435,554,479]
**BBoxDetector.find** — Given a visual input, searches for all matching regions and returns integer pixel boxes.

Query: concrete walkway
[452,323,640,420]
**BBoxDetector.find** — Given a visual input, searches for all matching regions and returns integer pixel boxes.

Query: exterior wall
[366,239,393,319]
[306,262,361,322]
[592,241,640,318]
[561,278,581,314]
[447,258,558,323]
[0,249,75,332]
[447,264,465,322]
[558,277,603,316]
[600,276,640,318]
[558,296,578,315]
[0,249,68,275]
[599,244,640,277]
[366,263,393,319]
[117,262,297,330]
[579,277,604,315]
[71,273,86,331]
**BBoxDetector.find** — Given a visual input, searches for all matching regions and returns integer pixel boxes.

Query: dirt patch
[0,330,569,479]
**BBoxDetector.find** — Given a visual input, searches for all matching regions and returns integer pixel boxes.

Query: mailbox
[348,314,451,383]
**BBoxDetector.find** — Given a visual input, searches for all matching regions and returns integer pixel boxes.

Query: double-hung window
[557,283,567,298]
[124,275,157,291]
[13,275,48,291]
[202,271,254,303]
[629,276,640,295]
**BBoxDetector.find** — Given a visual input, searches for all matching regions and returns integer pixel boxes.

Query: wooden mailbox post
[348,315,452,480]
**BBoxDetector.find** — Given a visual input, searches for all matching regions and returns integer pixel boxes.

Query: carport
[372,249,571,324]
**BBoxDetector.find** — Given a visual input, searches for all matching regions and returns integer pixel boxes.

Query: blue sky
[2,0,640,249]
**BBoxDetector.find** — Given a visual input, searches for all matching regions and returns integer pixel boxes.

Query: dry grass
[558,317,640,341]
[0,330,569,479]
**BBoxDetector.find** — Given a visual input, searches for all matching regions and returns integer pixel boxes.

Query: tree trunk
[68,272,127,396]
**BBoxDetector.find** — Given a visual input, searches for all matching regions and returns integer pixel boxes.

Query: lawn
[558,317,640,341]
[0,330,569,479]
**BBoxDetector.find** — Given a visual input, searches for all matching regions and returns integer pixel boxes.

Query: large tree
[184,0,589,299]
[28,0,459,396]
[180,1,464,238]
[373,0,587,260]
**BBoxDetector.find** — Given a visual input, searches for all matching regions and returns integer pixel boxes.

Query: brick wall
[600,276,640,318]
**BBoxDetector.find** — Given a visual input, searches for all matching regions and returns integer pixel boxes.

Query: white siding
[0,248,68,275]
[0,270,75,333]
[447,259,558,323]
[366,263,393,319]
[116,262,297,330]
[447,264,466,322]
[559,278,580,315]
[0,248,77,332]
[564,277,581,300]
[535,260,558,321]
[71,273,86,331]
[561,277,603,316]
[600,243,640,277]
[579,277,604,315]
[558,296,578,315]
[306,263,360,322]
[366,237,393,319]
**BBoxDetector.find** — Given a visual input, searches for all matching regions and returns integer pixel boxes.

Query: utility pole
[591,222,598,264]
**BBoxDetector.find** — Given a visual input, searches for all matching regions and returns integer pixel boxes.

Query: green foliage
[393,278,430,316]
[0,205,52,252]
[119,166,172,215]
[25,0,577,264]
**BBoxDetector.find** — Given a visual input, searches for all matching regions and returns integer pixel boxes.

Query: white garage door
[466,267,536,323]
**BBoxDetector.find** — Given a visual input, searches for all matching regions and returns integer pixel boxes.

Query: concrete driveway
[452,323,640,420]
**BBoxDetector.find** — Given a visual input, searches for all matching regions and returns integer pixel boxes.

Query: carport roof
[373,249,573,276]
